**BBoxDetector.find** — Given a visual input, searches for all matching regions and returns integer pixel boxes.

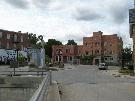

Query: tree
[122,47,132,62]
[45,39,62,58]
[28,33,39,46]
[66,40,77,45]
[122,47,133,68]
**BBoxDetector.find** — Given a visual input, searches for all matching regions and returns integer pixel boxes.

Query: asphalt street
[52,64,135,101]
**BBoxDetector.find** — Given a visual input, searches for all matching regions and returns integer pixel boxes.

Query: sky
[0,0,134,47]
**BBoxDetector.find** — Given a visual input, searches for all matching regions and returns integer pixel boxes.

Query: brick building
[52,45,80,63]
[52,31,123,65]
[83,31,123,64]
[0,29,29,50]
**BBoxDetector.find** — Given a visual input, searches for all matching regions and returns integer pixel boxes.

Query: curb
[46,81,61,101]
[53,81,61,101]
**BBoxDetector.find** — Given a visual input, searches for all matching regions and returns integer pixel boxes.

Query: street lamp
[121,49,124,69]
[11,35,20,75]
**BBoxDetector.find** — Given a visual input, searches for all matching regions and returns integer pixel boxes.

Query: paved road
[52,64,135,101]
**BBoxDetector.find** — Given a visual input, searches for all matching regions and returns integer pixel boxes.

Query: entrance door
[95,59,99,65]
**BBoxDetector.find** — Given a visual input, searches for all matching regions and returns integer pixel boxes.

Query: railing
[0,71,47,76]
[0,70,52,101]
[29,71,52,101]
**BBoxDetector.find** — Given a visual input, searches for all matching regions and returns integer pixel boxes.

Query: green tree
[66,40,77,45]
[28,33,39,45]
[45,39,62,58]
[81,55,94,65]
[122,47,133,67]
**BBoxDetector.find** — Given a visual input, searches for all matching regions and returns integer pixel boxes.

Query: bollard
[49,70,52,85]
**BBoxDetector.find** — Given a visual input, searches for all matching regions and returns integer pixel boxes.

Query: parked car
[98,63,108,70]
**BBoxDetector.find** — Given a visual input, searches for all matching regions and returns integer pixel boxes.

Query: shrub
[29,63,38,68]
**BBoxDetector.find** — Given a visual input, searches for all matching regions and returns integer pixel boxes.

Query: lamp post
[121,49,124,69]
[12,35,20,75]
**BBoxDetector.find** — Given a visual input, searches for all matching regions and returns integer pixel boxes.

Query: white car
[98,63,108,70]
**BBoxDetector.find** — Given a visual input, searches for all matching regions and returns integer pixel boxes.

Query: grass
[119,69,134,76]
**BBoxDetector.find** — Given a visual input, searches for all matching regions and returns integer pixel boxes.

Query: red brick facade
[0,29,29,50]
[52,31,123,65]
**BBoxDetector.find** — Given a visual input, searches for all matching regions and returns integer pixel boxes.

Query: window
[95,50,99,54]
[21,36,23,42]
[104,42,107,46]
[95,42,100,46]
[70,57,72,61]
[21,45,23,50]
[7,43,9,49]
[7,34,10,39]
[91,50,93,55]
[110,58,113,61]
[85,51,89,55]
[14,35,17,42]
[109,51,113,54]
[66,49,70,53]
[14,44,16,48]
[0,32,2,38]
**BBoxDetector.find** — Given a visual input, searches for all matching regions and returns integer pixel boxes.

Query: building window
[104,42,107,46]
[85,51,89,55]
[14,35,17,42]
[0,32,2,38]
[70,57,72,61]
[95,42,100,46]
[21,36,23,42]
[66,49,70,53]
[109,51,113,54]
[14,44,16,48]
[7,34,10,39]
[110,58,113,60]
[95,50,99,54]
[56,56,58,61]
[21,45,23,50]
[7,43,9,49]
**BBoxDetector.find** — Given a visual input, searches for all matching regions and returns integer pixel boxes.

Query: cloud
[4,0,29,9]
[32,0,51,9]
[107,0,131,24]
[74,8,104,21]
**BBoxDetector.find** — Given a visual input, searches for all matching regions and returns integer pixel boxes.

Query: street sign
[129,9,135,23]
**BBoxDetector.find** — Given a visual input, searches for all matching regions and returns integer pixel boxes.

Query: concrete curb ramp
[46,81,61,101]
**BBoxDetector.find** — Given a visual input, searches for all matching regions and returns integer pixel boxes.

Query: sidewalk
[103,70,135,79]
[46,81,61,101]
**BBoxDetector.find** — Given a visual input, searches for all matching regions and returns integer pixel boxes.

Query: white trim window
[7,34,10,39]
[21,45,23,50]
[7,43,9,49]
[14,35,17,42]
[21,36,23,42]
